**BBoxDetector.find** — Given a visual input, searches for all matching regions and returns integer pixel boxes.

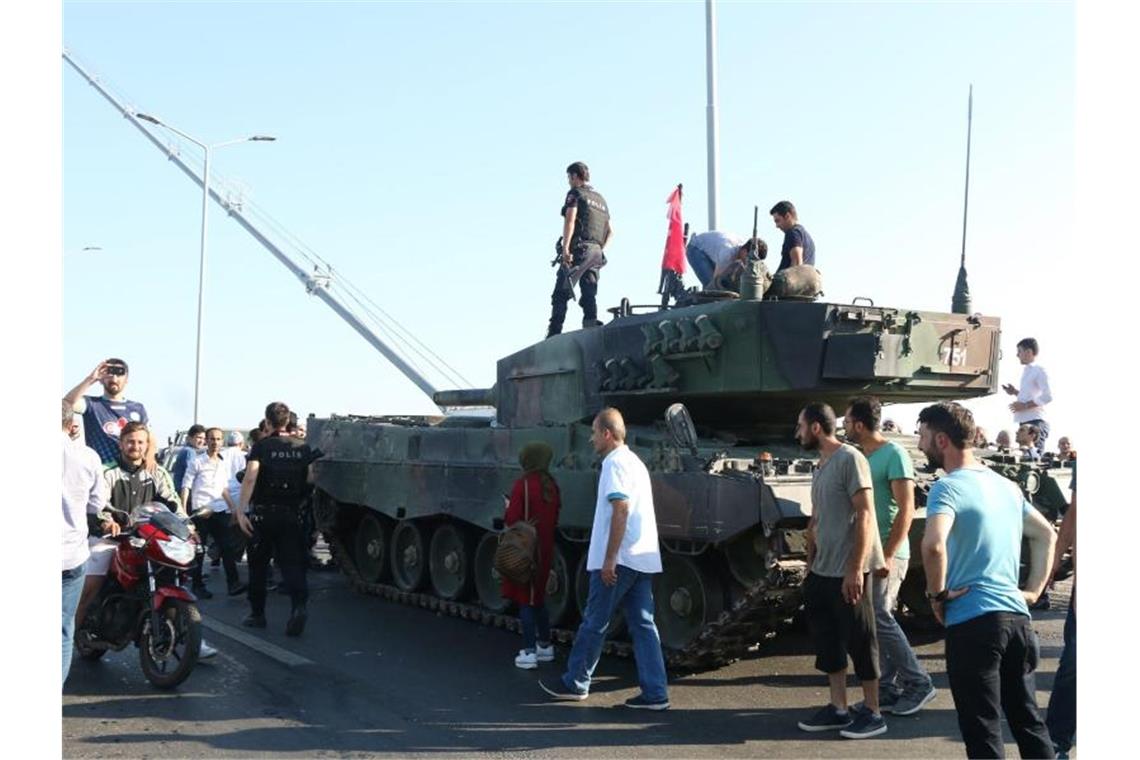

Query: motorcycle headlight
[157,537,196,566]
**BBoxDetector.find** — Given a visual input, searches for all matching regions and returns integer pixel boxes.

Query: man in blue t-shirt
[770,200,816,272]
[918,401,1056,759]
[64,358,150,466]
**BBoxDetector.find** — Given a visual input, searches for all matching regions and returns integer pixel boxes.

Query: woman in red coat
[502,441,561,669]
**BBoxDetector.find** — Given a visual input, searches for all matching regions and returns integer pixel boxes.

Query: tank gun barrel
[433,388,496,408]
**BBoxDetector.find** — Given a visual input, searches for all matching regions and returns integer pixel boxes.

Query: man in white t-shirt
[183,427,245,597]
[540,408,669,710]
[1002,337,1052,457]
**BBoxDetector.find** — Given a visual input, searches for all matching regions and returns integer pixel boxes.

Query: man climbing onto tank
[546,162,612,338]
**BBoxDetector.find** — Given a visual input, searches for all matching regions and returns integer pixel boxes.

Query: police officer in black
[237,401,322,636]
[547,161,613,338]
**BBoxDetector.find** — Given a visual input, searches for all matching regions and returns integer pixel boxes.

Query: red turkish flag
[661,184,685,275]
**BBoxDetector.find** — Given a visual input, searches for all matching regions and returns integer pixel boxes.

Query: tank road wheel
[574,553,626,639]
[354,514,390,584]
[545,541,577,628]
[429,523,476,601]
[723,527,772,587]
[389,520,429,592]
[473,531,510,613]
[652,553,725,652]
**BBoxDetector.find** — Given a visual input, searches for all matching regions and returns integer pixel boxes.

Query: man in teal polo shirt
[845,397,935,716]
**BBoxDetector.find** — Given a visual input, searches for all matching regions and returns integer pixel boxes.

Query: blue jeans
[1046,599,1076,752]
[685,242,716,288]
[561,566,668,701]
[519,604,551,652]
[62,562,87,687]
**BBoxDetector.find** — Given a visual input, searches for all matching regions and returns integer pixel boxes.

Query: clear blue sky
[62,1,1075,446]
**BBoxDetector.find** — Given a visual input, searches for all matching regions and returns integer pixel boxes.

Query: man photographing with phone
[64,358,152,467]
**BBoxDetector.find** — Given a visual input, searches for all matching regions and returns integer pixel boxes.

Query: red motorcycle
[75,503,204,689]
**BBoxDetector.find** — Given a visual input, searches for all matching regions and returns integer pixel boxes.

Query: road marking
[201,618,315,667]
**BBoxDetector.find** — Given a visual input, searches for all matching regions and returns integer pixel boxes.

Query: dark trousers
[548,268,599,336]
[1046,600,1076,752]
[803,571,880,680]
[247,507,309,616]
[519,604,551,651]
[945,611,1054,759]
[198,511,242,587]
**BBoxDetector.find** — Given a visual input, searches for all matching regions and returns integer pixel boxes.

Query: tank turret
[442,298,999,438]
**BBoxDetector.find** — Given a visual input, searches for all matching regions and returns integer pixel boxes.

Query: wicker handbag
[494,480,538,586]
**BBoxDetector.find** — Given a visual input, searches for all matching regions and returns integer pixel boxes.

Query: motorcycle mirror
[665,403,699,456]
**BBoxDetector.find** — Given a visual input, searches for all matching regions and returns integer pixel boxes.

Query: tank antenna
[951,84,973,315]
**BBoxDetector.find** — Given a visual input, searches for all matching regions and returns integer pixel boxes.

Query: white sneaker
[199,640,218,660]
[514,649,538,670]
[536,643,555,662]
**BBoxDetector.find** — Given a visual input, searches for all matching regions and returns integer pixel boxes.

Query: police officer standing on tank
[237,402,323,636]
[547,161,613,338]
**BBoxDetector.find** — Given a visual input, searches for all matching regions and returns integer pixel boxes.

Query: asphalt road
[63,560,1073,758]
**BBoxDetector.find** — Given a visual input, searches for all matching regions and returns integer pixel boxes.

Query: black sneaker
[840,705,887,739]
[797,704,853,732]
[624,694,670,711]
[242,613,267,628]
[227,582,249,597]
[539,679,588,702]
[192,584,214,600]
[285,605,307,637]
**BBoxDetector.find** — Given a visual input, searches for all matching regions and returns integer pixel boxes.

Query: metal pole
[193,147,210,424]
[705,0,720,231]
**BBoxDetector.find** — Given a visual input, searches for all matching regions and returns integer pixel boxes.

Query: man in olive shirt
[796,402,887,740]
[845,397,936,716]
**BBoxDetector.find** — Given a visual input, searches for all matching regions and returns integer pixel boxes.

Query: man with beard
[73,423,217,660]
[795,402,887,740]
[64,358,150,466]
[844,397,936,716]
[919,401,1056,758]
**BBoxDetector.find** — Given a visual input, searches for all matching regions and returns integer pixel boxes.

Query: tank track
[325,530,805,671]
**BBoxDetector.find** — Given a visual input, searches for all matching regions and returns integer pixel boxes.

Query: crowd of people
[501,393,1075,755]
[61,357,321,687]
[63,334,1075,756]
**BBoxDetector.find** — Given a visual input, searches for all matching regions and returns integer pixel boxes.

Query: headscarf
[518,441,558,503]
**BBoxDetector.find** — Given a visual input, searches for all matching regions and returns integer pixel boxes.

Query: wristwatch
[926,589,949,602]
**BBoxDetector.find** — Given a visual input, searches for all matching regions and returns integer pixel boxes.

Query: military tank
[310,293,1003,669]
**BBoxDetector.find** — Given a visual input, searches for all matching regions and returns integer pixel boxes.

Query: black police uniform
[548,184,610,337]
[245,432,322,629]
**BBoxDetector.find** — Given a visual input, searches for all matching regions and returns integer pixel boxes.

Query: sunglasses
[106,365,127,376]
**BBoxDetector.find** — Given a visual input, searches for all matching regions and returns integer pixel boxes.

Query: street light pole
[135,113,275,424]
